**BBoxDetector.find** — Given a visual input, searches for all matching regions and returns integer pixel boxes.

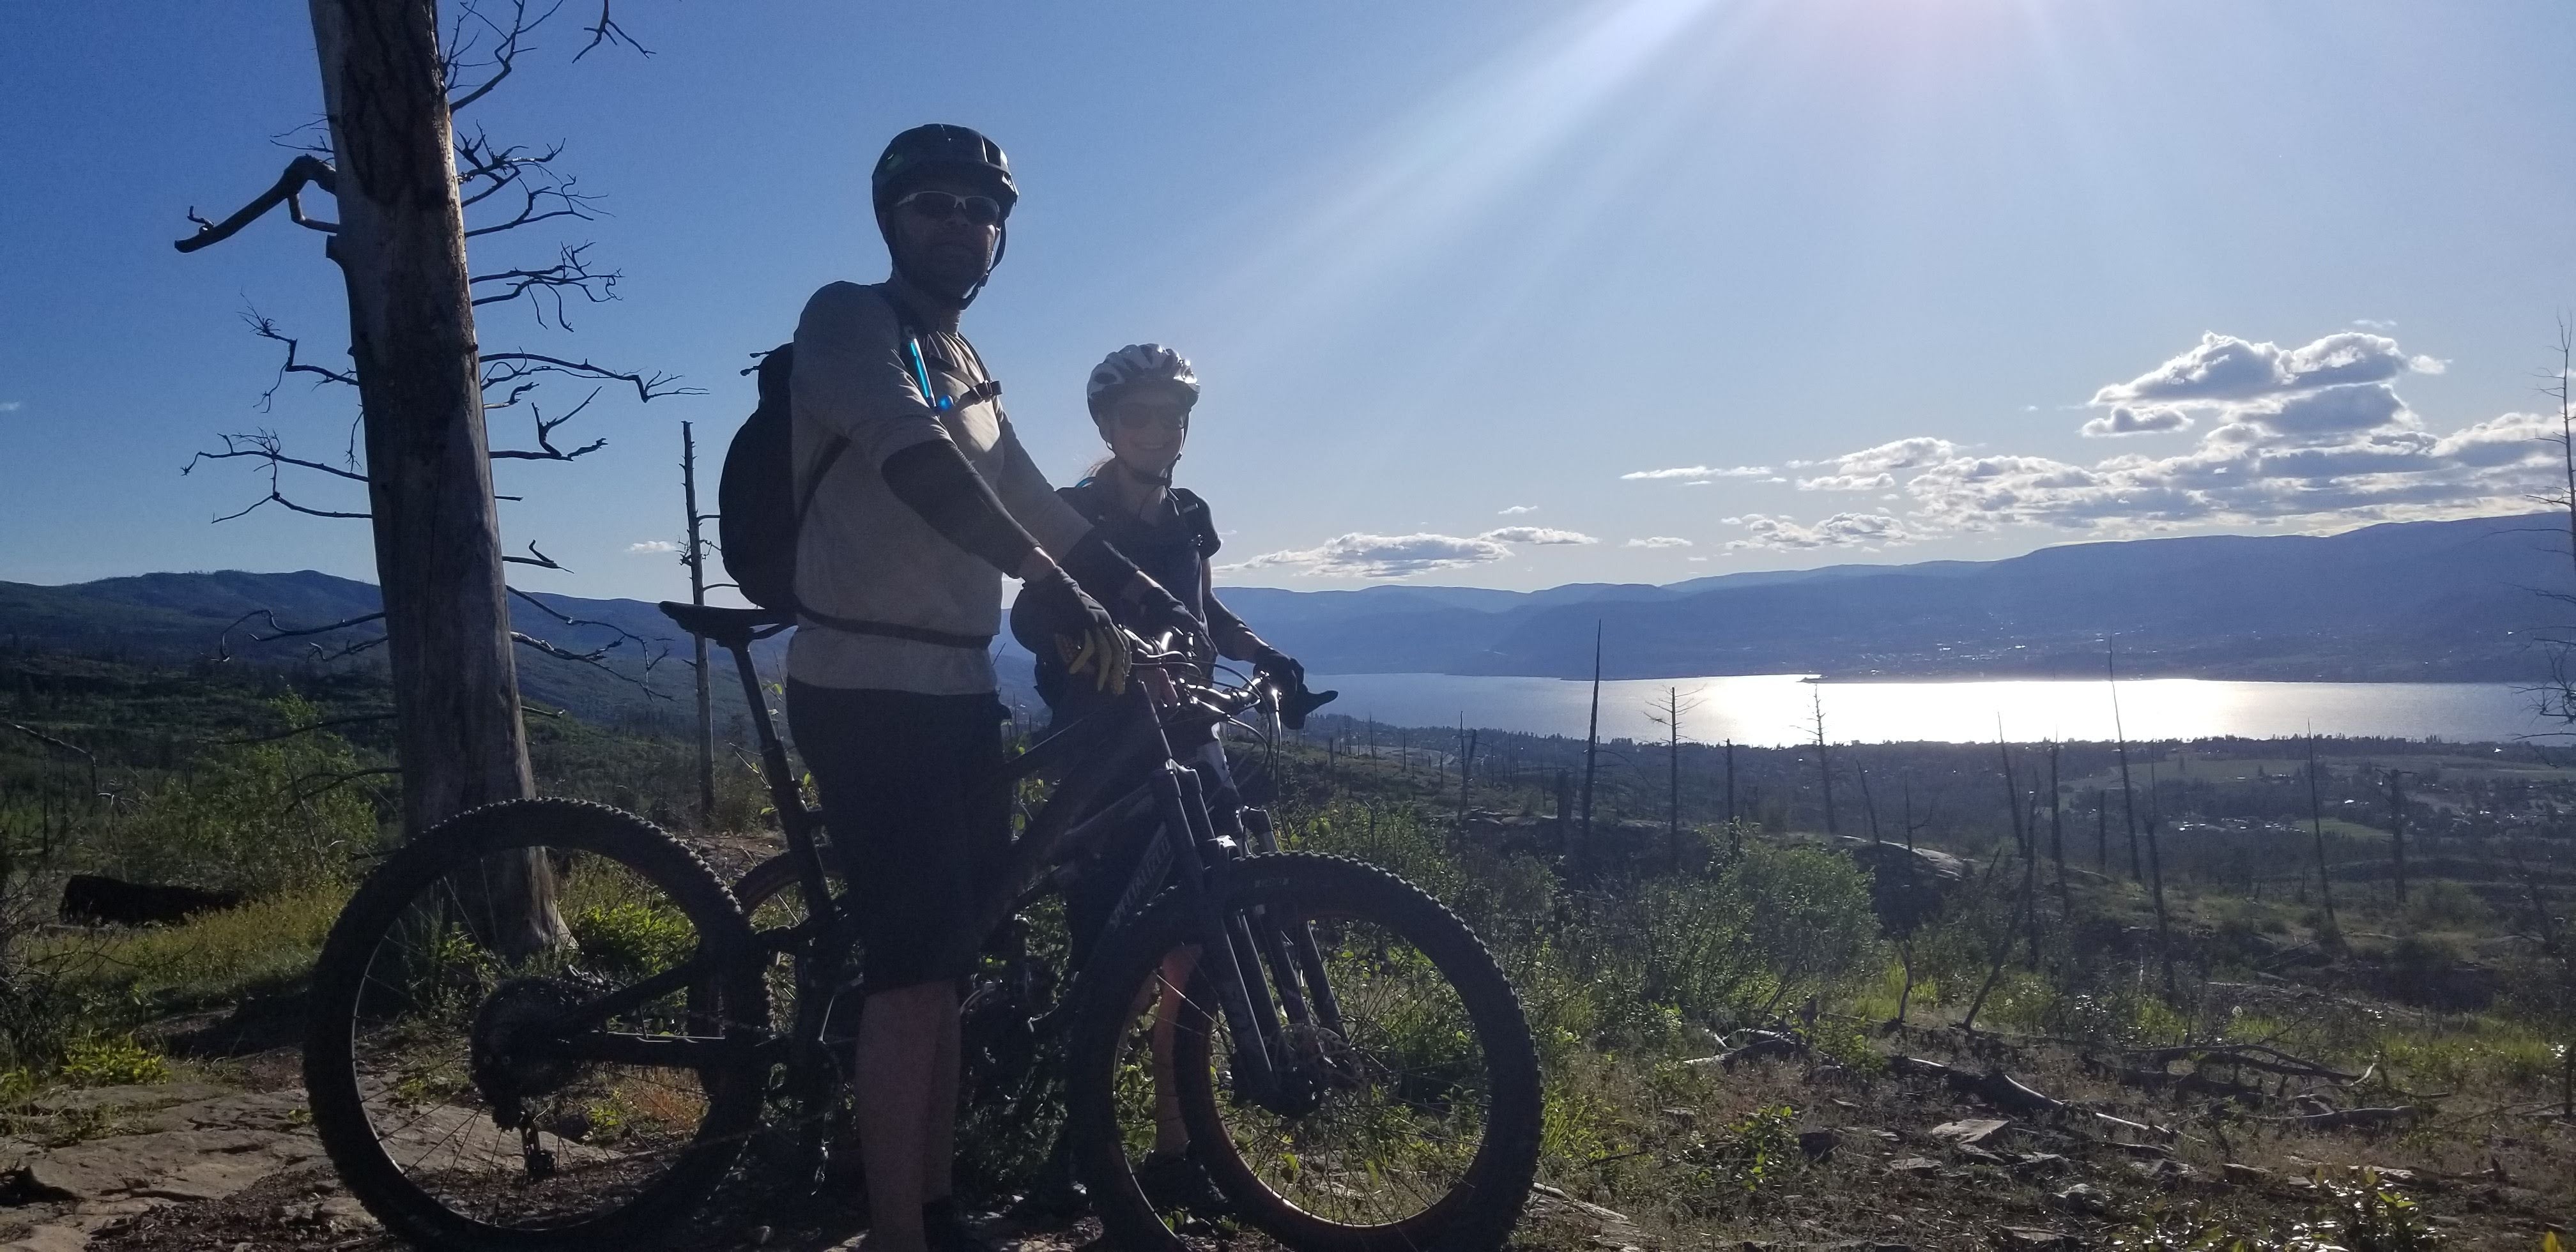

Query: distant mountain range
[1216,512,2568,682]
[2,514,2563,720]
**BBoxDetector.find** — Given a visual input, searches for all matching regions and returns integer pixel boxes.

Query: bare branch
[510,631,671,699]
[506,586,673,698]
[445,0,569,113]
[471,242,620,328]
[503,540,570,570]
[215,609,389,662]
[185,431,367,484]
[174,155,337,252]
[489,388,607,461]
[238,313,357,413]
[482,351,700,402]
[464,170,602,238]
[575,1,652,60]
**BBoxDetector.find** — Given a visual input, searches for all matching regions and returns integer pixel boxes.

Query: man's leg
[923,977,963,1202]
[857,979,960,1252]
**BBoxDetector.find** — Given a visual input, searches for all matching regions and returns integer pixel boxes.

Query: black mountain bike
[302,602,1542,1252]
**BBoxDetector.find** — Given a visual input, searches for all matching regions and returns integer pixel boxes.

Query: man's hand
[1123,574,1204,651]
[1252,646,1305,700]
[1020,571,1130,695]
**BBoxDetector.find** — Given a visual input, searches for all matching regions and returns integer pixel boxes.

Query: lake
[1303,673,2554,747]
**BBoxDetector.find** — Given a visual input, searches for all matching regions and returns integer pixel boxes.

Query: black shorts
[786,682,1009,991]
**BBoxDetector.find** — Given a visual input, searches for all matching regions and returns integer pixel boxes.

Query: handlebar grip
[1279,684,1337,731]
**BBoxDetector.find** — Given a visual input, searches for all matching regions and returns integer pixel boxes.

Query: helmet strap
[882,217,1006,312]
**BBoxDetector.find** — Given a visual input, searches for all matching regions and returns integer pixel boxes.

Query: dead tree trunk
[682,422,714,824]
[2144,767,2176,996]
[2306,735,2338,933]
[1811,685,1837,836]
[1664,687,1681,871]
[1579,622,1602,868]
[2048,743,2069,922]
[310,0,555,949]
[2386,768,2410,906]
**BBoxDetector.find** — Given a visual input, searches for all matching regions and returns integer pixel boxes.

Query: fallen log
[1889,1056,2176,1141]
[2124,1044,2357,1082]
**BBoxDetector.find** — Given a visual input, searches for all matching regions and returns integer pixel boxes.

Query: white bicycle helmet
[1085,344,1199,419]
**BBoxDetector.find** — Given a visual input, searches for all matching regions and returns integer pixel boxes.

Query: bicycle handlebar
[1121,626,1337,731]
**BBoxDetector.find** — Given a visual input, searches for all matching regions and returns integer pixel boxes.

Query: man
[783,123,1180,1252]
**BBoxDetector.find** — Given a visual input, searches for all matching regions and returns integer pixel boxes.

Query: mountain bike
[302,601,1542,1252]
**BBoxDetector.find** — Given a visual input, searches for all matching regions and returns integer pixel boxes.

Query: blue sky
[4,1,2571,599]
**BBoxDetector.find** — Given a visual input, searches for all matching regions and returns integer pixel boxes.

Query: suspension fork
[1148,761,1290,1105]
[1244,807,1344,1037]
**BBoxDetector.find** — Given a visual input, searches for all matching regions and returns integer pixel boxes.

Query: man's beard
[901,243,990,305]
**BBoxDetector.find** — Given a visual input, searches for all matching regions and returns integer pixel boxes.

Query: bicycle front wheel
[303,798,768,1251]
[1064,852,1541,1252]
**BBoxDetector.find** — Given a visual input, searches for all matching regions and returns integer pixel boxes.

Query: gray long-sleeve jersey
[785,280,1089,694]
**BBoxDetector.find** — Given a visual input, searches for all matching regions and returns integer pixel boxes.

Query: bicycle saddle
[658,601,793,646]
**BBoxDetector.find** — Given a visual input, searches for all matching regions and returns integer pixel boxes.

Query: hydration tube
[907,337,949,411]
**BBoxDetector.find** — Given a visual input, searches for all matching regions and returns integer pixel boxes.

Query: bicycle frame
[541,622,1337,1117]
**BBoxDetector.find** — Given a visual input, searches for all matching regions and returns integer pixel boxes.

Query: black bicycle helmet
[871,123,1018,214]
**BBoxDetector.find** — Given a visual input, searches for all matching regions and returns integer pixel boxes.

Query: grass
[25,880,348,1015]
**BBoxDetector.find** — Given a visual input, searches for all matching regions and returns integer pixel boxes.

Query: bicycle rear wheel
[304,798,767,1251]
[1064,853,1541,1252]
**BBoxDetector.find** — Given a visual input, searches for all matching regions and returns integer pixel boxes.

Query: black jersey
[1054,480,1220,627]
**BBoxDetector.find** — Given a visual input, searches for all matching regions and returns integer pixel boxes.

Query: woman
[1010,343,1308,1216]
[1017,343,1302,711]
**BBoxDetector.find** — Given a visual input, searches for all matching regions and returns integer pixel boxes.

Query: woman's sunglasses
[895,190,1007,227]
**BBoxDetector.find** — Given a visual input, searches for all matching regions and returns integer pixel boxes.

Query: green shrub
[57,1035,169,1088]
[106,694,382,895]
[568,901,696,977]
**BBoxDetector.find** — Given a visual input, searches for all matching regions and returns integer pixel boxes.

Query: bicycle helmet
[1085,344,1200,420]
[873,125,1018,309]
[871,123,1018,213]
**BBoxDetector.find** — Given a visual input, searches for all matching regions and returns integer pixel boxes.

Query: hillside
[4,513,2563,699]
[1216,512,2568,681]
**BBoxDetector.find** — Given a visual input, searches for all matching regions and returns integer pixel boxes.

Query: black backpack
[717,342,839,611]
[718,299,960,613]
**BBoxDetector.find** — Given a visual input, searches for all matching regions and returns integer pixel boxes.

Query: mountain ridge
[3,513,2563,696]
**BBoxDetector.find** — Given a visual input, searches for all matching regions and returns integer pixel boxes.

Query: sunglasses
[1113,408,1190,431]
[895,190,1007,227]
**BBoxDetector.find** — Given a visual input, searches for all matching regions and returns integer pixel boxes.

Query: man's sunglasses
[895,190,1007,227]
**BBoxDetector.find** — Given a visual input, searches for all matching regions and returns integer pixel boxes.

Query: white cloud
[2082,406,2193,438]
[2090,331,2437,407]
[1765,329,2541,539]
[1793,437,1956,490]
[1226,524,1594,577]
[1497,504,1538,515]
[1625,536,1692,549]
[1223,532,1512,577]
[628,540,678,554]
[1620,464,1771,482]
[1796,472,1895,492]
[0,401,20,413]
[1723,512,1919,551]
[1478,526,1598,546]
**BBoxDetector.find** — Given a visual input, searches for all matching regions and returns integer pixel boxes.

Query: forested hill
[2,511,2564,691]
[0,570,757,725]
[1211,512,2569,682]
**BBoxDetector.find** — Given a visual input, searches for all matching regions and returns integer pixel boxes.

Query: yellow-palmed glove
[1023,572,1130,695]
